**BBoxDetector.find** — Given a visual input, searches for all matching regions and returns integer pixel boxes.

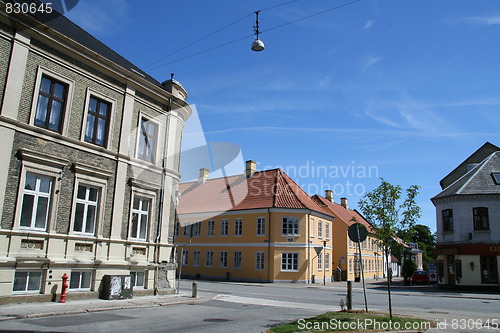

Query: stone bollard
[192,281,198,298]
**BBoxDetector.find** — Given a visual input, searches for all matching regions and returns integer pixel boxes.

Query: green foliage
[398,224,437,270]
[402,259,417,278]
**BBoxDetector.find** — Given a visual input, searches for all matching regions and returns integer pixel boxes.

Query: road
[1,279,499,332]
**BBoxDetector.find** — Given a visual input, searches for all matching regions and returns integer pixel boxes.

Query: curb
[0,297,206,322]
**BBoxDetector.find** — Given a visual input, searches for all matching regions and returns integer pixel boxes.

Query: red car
[411,271,430,285]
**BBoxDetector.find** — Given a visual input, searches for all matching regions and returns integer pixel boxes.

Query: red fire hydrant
[59,273,68,303]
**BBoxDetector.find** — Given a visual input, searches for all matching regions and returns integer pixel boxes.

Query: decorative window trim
[256,251,265,271]
[256,217,265,236]
[14,151,66,232]
[29,66,74,136]
[128,187,156,242]
[281,252,299,272]
[69,172,108,237]
[128,177,162,191]
[135,112,162,165]
[80,88,116,148]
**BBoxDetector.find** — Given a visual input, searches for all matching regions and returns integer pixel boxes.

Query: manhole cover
[204,318,232,323]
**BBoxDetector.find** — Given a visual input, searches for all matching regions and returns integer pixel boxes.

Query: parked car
[411,270,430,285]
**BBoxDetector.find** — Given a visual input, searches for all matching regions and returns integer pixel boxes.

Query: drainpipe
[307,212,311,284]
[267,208,271,283]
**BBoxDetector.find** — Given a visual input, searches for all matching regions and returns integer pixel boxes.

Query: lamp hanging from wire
[251,11,265,51]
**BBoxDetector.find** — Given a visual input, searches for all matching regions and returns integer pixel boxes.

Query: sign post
[348,222,369,312]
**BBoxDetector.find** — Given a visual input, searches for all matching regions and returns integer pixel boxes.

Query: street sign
[348,223,368,243]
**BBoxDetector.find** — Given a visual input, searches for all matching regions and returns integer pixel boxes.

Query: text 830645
[5,2,53,14]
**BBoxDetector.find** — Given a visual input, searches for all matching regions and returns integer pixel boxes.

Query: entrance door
[446,255,456,286]
[480,256,499,284]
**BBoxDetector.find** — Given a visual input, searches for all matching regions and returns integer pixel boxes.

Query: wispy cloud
[451,14,500,26]
[364,20,374,29]
[66,0,129,36]
[361,56,384,72]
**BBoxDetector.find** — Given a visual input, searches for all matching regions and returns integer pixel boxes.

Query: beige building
[0,3,190,302]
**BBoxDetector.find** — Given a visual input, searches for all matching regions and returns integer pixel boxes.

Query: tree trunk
[385,249,392,318]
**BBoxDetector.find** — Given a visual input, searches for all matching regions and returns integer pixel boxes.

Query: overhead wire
[146,0,363,71]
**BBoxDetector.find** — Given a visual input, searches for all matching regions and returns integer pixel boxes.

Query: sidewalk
[0,291,204,322]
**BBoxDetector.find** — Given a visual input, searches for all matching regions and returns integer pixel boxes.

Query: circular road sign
[348,223,368,243]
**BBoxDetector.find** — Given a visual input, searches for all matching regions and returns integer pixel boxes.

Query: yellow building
[175,161,335,283]
[312,191,385,281]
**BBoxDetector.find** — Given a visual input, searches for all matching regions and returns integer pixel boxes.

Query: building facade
[0,3,191,301]
[432,143,500,288]
[312,192,386,281]
[176,162,335,283]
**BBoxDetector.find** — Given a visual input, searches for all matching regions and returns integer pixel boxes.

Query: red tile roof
[177,169,332,217]
[311,195,373,232]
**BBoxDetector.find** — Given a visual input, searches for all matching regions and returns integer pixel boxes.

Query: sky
[65,0,500,233]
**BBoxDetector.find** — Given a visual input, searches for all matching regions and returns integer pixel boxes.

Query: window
[480,256,498,284]
[318,253,323,270]
[325,253,330,270]
[206,251,214,267]
[174,222,179,236]
[318,221,323,238]
[282,217,299,235]
[256,217,265,235]
[193,250,201,267]
[207,220,214,236]
[137,116,158,163]
[73,185,99,235]
[349,259,353,273]
[181,249,188,266]
[84,96,110,147]
[20,173,53,230]
[473,207,489,230]
[220,251,228,268]
[325,223,330,239]
[256,252,265,271]
[234,251,242,269]
[13,271,42,293]
[492,173,500,185]
[131,196,150,240]
[220,219,228,236]
[192,222,201,236]
[34,75,67,132]
[69,271,92,290]
[281,252,298,271]
[234,218,242,236]
[442,209,454,232]
[130,271,145,288]
[183,223,192,237]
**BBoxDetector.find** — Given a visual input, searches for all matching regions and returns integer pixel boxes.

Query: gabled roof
[177,169,333,217]
[433,151,500,200]
[311,195,373,232]
[439,142,500,190]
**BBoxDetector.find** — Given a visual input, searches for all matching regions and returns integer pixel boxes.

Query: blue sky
[66,0,500,232]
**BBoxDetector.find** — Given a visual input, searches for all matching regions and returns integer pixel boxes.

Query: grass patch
[269,311,433,332]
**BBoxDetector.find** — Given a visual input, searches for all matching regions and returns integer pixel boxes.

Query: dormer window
[466,164,478,172]
[491,173,500,185]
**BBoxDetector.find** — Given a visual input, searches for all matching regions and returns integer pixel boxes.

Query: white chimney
[325,190,334,203]
[245,160,256,178]
[340,197,348,209]
[198,168,209,184]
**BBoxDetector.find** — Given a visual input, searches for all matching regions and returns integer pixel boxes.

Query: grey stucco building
[0,1,191,301]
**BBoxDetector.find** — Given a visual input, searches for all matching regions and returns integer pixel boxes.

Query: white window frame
[325,222,330,240]
[72,184,100,236]
[256,217,265,236]
[233,251,242,269]
[318,252,323,270]
[181,249,188,266]
[325,253,330,271]
[220,251,228,268]
[207,220,214,237]
[135,112,161,164]
[19,172,53,231]
[15,154,64,232]
[130,271,146,288]
[282,217,299,236]
[30,66,74,136]
[193,250,201,267]
[193,221,201,237]
[129,189,155,241]
[183,222,192,237]
[310,218,315,238]
[234,218,243,236]
[69,270,92,291]
[12,270,43,294]
[80,88,116,148]
[206,251,214,268]
[220,219,228,236]
[281,252,299,271]
[318,220,323,238]
[256,251,265,271]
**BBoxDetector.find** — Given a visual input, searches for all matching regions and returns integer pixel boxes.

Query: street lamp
[323,240,327,285]
[251,11,265,52]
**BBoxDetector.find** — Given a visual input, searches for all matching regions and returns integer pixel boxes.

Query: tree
[400,224,436,270]
[358,178,421,318]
